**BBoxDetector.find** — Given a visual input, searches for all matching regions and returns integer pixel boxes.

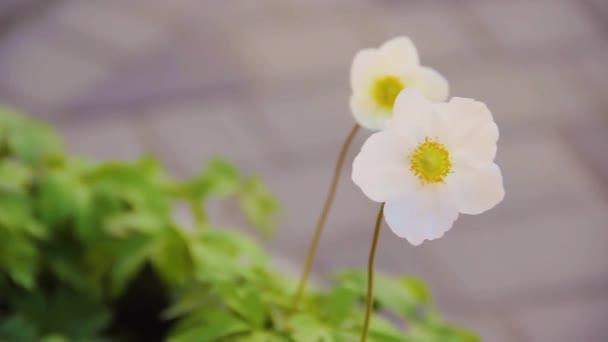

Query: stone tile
[578,46,608,105]
[70,35,245,111]
[445,314,523,342]
[50,0,172,62]
[1,34,109,111]
[255,80,353,156]
[55,114,144,161]
[564,120,608,187]
[457,132,607,231]
[470,0,602,53]
[515,296,608,342]
[427,201,608,306]
[265,155,376,247]
[229,15,362,85]
[450,60,599,132]
[144,99,271,178]
[365,2,485,62]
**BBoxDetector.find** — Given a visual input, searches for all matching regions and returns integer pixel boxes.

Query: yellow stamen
[409,137,452,184]
[372,76,405,110]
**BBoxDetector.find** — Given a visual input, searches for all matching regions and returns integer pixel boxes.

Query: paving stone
[445,314,523,342]
[564,120,608,187]
[50,0,172,62]
[229,15,362,85]
[1,33,109,111]
[427,201,608,306]
[515,296,608,342]
[450,60,599,132]
[265,156,374,246]
[255,80,354,156]
[55,114,144,161]
[455,132,607,233]
[70,35,245,111]
[364,2,485,62]
[578,46,608,105]
[144,99,272,178]
[470,0,602,53]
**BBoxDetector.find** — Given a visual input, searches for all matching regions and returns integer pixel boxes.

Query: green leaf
[325,286,358,326]
[288,314,335,342]
[0,230,38,289]
[168,312,249,342]
[5,116,62,165]
[109,234,156,296]
[240,178,280,237]
[12,289,110,340]
[410,318,482,342]
[366,316,410,342]
[150,227,192,287]
[40,335,69,342]
[162,284,214,320]
[104,212,164,238]
[235,331,291,342]
[0,160,31,192]
[219,284,268,328]
[0,191,44,238]
[0,315,39,342]
[34,170,87,229]
[336,271,431,320]
[202,158,242,197]
[401,276,432,306]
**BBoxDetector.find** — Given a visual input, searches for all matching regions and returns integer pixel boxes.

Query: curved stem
[361,203,385,342]
[293,124,361,308]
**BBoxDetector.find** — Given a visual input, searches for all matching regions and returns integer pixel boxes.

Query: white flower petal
[437,98,499,162]
[352,131,417,202]
[350,48,382,93]
[379,36,420,72]
[349,94,388,131]
[446,162,504,215]
[385,89,436,143]
[383,191,459,246]
[410,66,449,102]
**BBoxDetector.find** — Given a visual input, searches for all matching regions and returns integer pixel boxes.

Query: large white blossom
[350,36,449,131]
[352,89,504,245]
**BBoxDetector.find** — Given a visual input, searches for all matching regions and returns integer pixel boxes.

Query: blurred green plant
[0,106,480,342]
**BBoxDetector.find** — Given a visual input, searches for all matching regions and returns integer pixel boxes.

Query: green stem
[293,124,360,308]
[361,203,385,342]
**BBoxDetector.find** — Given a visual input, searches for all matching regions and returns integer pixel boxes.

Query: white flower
[350,36,449,131]
[352,89,504,246]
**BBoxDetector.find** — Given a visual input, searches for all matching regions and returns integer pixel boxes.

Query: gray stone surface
[1,0,607,340]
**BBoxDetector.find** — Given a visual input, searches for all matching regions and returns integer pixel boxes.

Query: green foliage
[0,106,480,341]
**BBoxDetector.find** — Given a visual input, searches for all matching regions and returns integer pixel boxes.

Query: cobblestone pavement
[1,1,607,341]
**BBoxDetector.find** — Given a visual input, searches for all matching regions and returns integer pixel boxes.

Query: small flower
[352,89,504,245]
[350,36,449,131]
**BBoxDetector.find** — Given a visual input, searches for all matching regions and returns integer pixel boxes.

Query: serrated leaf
[336,271,429,320]
[110,234,156,297]
[168,312,249,342]
[325,286,358,326]
[0,160,31,192]
[0,315,39,342]
[401,276,432,306]
[35,170,86,228]
[219,284,268,328]
[5,116,62,165]
[240,178,280,237]
[150,227,192,287]
[288,314,334,342]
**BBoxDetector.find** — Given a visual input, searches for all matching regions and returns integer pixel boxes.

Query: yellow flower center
[409,137,452,184]
[372,76,405,111]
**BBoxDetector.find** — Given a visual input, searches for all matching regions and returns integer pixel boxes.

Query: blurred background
[0,0,607,341]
